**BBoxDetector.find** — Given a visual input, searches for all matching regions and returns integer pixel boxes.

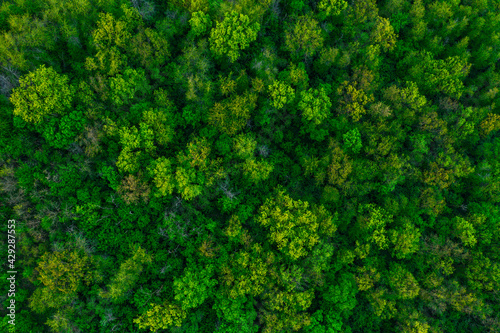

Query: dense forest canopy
[0,0,500,332]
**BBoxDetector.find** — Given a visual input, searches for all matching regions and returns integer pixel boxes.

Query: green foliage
[189,11,212,37]
[389,220,421,259]
[4,1,500,332]
[174,264,218,310]
[317,0,348,19]
[387,263,420,300]
[337,81,374,122]
[100,246,152,303]
[29,250,96,314]
[208,92,257,135]
[405,51,471,99]
[285,16,324,58]
[298,85,332,126]
[149,157,175,197]
[134,301,188,331]
[256,188,337,260]
[233,133,257,159]
[213,294,258,332]
[370,16,398,52]
[240,158,273,184]
[323,272,358,312]
[109,67,149,107]
[209,11,260,62]
[297,85,332,141]
[268,80,295,109]
[343,128,362,154]
[10,65,73,124]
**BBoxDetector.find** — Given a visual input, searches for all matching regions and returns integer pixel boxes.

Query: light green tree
[100,246,152,303]
[208,92,258,135]
[108,67,149,107]
[389,220,421,259]
[285,16,324,58]
[10,65,73,124]
[268,80,295,109]
[209,11,260,62]
[454,216,477,248]
[256,189,337,260]
[370,16,398,52]
[240,158,274,184]
[148,157,175,197]
[189,11,212,37]
[317,0,348,18]
[233,133,258,159]
[298,85,332,126]
[29,250,96,313]
[133,301,187,331]
[387,264,420,300]
[174,264,218,310]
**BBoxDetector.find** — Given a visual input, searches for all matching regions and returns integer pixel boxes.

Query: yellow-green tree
[370,16,398,52]
[29,250,95,313]
[100,246,152,303]
[268,80,295,109]
[84,9,137,76]
[10,65,74,124]
[133,301,187,332]
[337,80,374,122]
[317,0,348,19]
[208,92,257,135]
[285,16,324,58]
[387,264,420,300]
[148,157,175,197]
[209,11,260,62]
[256,189,337,260]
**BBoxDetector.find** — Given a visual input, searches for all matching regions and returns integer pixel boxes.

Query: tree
[91,12,133,50]
[240,158,274,184]
[343,128,362,154]
[29,250,96,313]
[108,67,149,107]
[85,10,138,76]
[173,264,218,310]
[297,84,332,141]
[327,145,353,188]
[337,81,374,122]
[10,65,73,124]
[370,16,398,52]
[406,51,471,99]
[355,266,380,292]
[284,16,324,59]
[129,27,170,69]
[479,113,500,138]
[389,219,421,259]
[100,246,152,303]
[453,216,477,248]
[208,92,257,135]
[209,11,260,62]
[317,0,348,19]
[189,11,212,37]
[213,294,259,333]
[134,301,188,331]
[260,289,314,333]
[256,188,337,260]
[233,133,257,159]
[387,264,420,300]
[268,80,295,109]
[298,85,332,126]
[117,172,151,205]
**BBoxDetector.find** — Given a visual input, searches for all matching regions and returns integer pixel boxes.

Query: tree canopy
[1,0,500,332]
